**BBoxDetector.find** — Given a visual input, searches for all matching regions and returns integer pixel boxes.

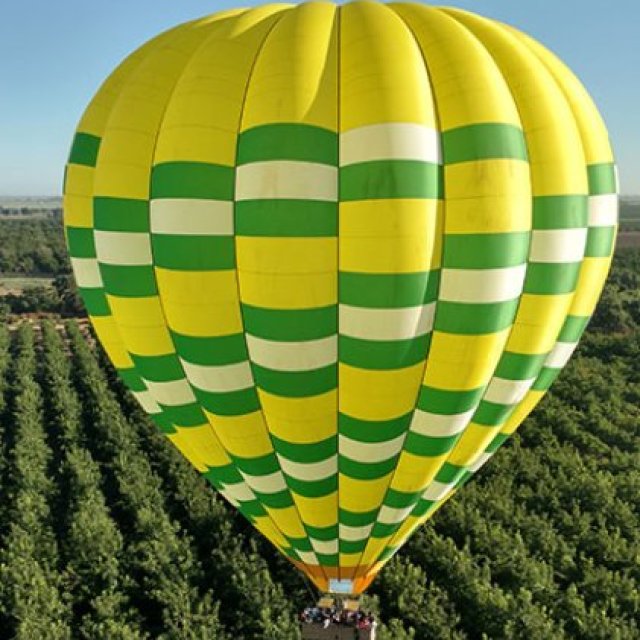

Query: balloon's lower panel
[293,560,378,596]
[328,579,355,594]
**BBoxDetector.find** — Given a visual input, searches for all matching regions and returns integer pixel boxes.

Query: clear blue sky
[1,0,638,195]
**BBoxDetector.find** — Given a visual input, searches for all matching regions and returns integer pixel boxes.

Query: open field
[0,276,54,295]
[617,232,640,248]
[620,200,640,233]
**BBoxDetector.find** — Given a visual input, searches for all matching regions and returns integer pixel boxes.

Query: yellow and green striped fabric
[63,1,617,595]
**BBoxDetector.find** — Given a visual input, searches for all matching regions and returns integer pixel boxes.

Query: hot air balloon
[63,0,617,606]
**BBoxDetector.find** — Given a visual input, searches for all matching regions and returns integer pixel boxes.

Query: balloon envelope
[64,1,617,595]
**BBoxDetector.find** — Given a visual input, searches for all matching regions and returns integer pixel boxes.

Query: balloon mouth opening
[328,578,354,594]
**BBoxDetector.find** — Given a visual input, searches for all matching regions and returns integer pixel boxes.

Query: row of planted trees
[0,324,70,637]
[0,320,306,639]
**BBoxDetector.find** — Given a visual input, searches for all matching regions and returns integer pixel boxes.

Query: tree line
[0,218,67,275]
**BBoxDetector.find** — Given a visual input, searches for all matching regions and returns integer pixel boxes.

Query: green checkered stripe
[530,162,618,393]
[584,163,618,258]
[359,123,530,552]
[149,162,281,513]
[469,193,589,429]
[148,157,315,563]
[91,193,215,428]
[118,347,278,535]
[65,134,110,319]
[394,307,598,549]
[148,162,259,417]
[376,162,618,563]
[67,27,333,569]
[65,133,299,563]
[336,120,444,559]
[62,18,308,565]
[233,122,342,564]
